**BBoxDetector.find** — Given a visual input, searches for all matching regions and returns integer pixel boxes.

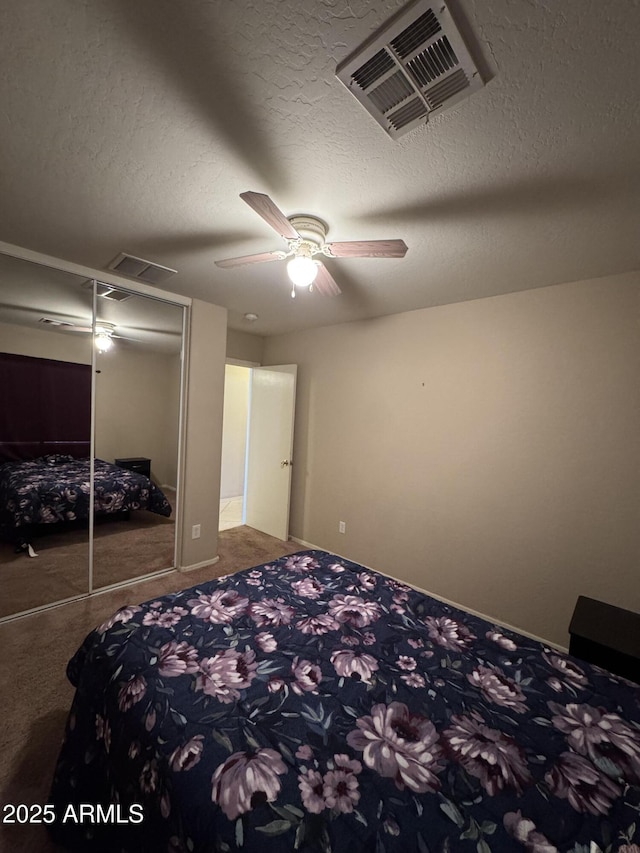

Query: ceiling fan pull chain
[291,287,296,298]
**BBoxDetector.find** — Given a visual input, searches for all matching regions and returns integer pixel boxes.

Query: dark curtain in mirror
[0,352,91,461]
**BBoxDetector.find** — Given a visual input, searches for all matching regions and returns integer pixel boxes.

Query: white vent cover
[336,0,484,139]
[81,280,133,301]
[107,253,177,285]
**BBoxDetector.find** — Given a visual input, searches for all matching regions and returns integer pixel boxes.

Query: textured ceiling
[0,0,639,337]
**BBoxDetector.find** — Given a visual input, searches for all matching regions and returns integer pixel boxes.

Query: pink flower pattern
[157,641,200,677]
[549,701,640,783]
[291,657,322,694]
[195,649,258,703]
[170,735,204,772]
[424,616,476,651]
[347,702,444,793]
[117,675,147,712]
[291,576,325,599]
[211,749,287,819]
[467,665,528,713]
[545,751,621,815]
[330,649,379,683]
[249,598,296,627]
[443,713,532,796]
[328,594,381,628]
[187,589,249,624]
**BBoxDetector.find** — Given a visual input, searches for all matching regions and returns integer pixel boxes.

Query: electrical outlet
[339,521,346,534]
[192,524,201,539]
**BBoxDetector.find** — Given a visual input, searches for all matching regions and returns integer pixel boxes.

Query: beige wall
[94,346,181,487]
[0,320,92,363]
[220,364,250,499]
[226,328,264,364]
[179,298,228,569]
[263,271,640,647]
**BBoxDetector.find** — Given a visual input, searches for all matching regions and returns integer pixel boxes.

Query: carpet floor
[1,496,178,620]
[0,525,301,853]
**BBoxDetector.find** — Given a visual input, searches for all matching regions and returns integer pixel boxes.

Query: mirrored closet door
[0,253,92,618]
[92,288,183,591]
[0,250,185,620]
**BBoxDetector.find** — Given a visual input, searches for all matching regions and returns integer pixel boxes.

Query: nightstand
[115,457,151,478]
[569,596,640,684]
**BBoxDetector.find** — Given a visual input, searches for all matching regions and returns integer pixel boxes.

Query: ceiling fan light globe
[95,333,113,353]
[287,256,319,288]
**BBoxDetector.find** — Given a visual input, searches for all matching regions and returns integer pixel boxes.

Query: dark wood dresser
[115,457,151,479]
[569,595,640,684]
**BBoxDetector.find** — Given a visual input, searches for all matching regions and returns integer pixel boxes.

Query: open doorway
[220,363,251,531]
[220,361,297,540]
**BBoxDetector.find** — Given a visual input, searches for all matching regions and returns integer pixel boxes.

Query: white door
[244,364,297,540]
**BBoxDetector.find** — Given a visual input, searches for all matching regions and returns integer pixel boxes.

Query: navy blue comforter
[0,455,171,532]
[49,550,640,852]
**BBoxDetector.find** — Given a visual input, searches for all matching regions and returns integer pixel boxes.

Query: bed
[0,454,171,547]
[49,550,640,852]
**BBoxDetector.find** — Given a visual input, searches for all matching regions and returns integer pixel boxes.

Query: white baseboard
[289,538,566,652]
[291,536,318,549]
[179,555,220,573]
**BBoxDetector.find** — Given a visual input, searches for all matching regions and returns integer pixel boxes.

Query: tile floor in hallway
[219,495,244,531]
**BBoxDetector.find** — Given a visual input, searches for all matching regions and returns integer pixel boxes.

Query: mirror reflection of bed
[0,252,184,620]
[92,486,176,588]
[0,483,91,619]
[92,290,183,591]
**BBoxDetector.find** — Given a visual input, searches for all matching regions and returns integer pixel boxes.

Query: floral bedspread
[0,455,171,532]
[49,550,640,853]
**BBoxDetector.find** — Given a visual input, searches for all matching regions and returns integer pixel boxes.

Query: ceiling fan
[215,191,408,297]
[39,317,128,351]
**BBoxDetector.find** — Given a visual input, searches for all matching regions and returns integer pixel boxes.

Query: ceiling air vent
[336,0,484,139]
[39,317,74,328]
[81,280,133,301]
[107,253,177,285]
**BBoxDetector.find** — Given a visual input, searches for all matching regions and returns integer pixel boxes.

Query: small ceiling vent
[39,317,74,328]
[81,280,133,301]
[107,253,177,285]
[336,0,484,139]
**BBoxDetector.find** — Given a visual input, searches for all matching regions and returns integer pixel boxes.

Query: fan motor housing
[287,215,328,248]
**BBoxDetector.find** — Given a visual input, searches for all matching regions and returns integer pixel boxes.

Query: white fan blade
[240,191,300,241]
[313,263,341,297]
[215,250,288,269]
[325,239,408,258]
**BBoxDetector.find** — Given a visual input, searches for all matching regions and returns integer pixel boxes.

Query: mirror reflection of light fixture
[95,323,114,353]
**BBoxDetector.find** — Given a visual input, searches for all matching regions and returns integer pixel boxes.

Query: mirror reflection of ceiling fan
[215,191,408,297]
[39,317,130,351]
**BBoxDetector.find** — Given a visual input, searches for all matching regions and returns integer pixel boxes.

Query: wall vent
[336,0,484,139]
[107,253,177,285]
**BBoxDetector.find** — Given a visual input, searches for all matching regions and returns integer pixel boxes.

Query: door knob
[280,459,293,467]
